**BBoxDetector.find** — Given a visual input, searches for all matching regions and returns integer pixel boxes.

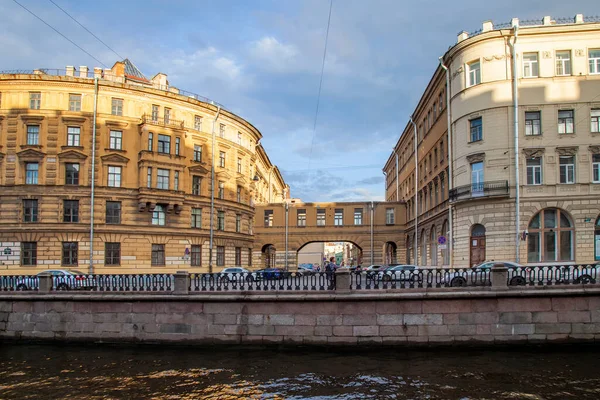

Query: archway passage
[470,224,486,267]
[527,208,574,263]
[297,241,363,269]
[261,244,276,268]
[385,241,397,265]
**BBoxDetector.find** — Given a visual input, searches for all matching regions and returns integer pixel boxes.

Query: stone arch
[261,243,276,268]
[385,241,397,264]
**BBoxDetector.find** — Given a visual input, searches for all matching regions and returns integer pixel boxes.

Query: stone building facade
[0,60,286,274]
[384,15,600,267]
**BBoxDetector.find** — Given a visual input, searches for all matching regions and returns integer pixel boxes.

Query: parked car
[376,265,420,282]
[254,268,289,280]
[15,270,95,291]
[362,264,387,278]
[217,267,254,283]
[297,265,318,276]
[473,261,522,269]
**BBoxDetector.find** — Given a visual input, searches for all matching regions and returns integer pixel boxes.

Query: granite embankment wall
[1,288,600,346]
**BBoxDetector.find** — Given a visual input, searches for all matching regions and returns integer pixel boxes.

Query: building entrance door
[469,224,486,267]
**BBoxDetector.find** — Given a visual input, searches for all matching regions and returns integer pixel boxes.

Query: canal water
[1,344,600,399]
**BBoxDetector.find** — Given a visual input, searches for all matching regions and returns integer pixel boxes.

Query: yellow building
[0,60,286,274]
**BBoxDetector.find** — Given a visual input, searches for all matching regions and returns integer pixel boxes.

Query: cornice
[105,120,129,129]
[61,116,87,124]
[100,153,130,164]
[20,115,45,123]
[58,149,88,161]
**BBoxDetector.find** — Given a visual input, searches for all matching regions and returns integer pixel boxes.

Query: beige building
[0,60,286,274]
[385,14,600,267]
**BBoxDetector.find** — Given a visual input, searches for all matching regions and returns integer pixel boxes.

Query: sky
[1,0,598,202]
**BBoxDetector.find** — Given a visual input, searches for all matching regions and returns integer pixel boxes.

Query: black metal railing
[449,180,508,202]
[190,272,335,292]
[0,275,39,291]
[350,268,491,290]
[141,114,184,129]
[507,265,599,286]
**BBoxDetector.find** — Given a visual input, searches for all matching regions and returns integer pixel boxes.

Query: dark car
[255,268,289,280]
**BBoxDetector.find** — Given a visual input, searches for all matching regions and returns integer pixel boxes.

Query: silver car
[15,269,95,290]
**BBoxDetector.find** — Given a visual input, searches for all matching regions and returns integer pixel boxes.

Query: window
[23,199,38,222]
[216,246,225,266]
[191,208,202,228]
[194,115,202,131]
[438,92,443,112]
[591,109,600,133]
[590,49,600,74]
[29,92,40,110]
[559,156,575,184]
[235,247,242,266]
[105,243,120,266]
[152,205,166,226]
[62,242,78,266]
[147,167,152,188]
[471,162,484,196]
[148,132,153,151]
[174,171,179,191]
[67,127,80,147]
[151,105,159,122]
[27,125,39,145]
[469,117,482,142]
[354,208,363,225]
[69,94,81,111]
[297,209,306,226]
[525,157,543,185]
[248,248,252,267]
[334,209,343,226]
[191,245,201,266]
[433,103,437,121]
[439,139,444,161]
[317,209,326,226]
[194,145,202,162]
[237,158,242,173]
[164,108,171,124]
[157,134,170,154]
[106,201,121,224]
[237,132,242,145]
[192,176,201,195]
[386,208,395,225]
[467,60,481,87]
[523,52,539,78]
[237,186,242,203]
[65,163,80,185]
[525,111,541,136]
[63,200,79,223]
[219,151,226,167]
[558,110,574,134]
[528,208,574,262]
[151,244,165,266]
[236,214,241,233]
[175,137,180,155]
[157,169,169,190]
[593,154,600,183]
[219,124,225,138]
[434,148,438,166]
[218,211,225,230]
[218,181,224,199]
[556,51,571,76]
[264,210,273,227]
[107,166,121,187]
[111,98,123,116]
[109,130,122,150]
[21,242,37,266]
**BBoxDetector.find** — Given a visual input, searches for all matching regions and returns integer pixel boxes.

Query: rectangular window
[191,208,202,228]
[105,243,120,266]
[559,156,575,184]
[523,52,539,78]
[151,105,159,122]
[470,117,482,142]
[334,209,343,226]
[592,154,600,183]
[27,125,39,145]
[440,139,444,161]
[354,208,363,225]
[216,246,225,266]
[467,60,481,87]
[219,151,226,167]
[65,163,80,185]
[218,181,225,199]
[105,201,121,224]
[556,50,571,76]
[590,109,600,133]
[297,209,306,226]
[237,158,242,173]
[386,208,395,225]
[236,214,241,233]
[23,199,38,223]
[248,248,252,267]
[525,111,541,136]
[147,167,152,188]
[590,49,600,74]
[194,145,202,162]
[107,166,121,187]
[62,242,78,266]
[67,126,81,146]
[151,244,165,266]
[63,200,79,223]
[69,94,81,112]
[175,137,180,155]
[109,130,122,150]
[264,210,273,227]
[111,98,123,116]
[235,247,242,267]
[218,211,225,231]
[21,242,37,266]
[471,161,484,196]
[192,176,201,195]
[237,132,242,145]
[148,132,153,151]
[29,92,40,110]
[164,108,171,124]
[317,209,326,226]
[152,205,166,225]
[191,245,201,266]
[237,186,242,203]
[157,134,170,154]
[194,115,202,131]
[438,92,443,111]
[558,110,574,134]
[157,169,169,190]
[526,157,542,185]
[219,124,225,138]
[174,171,179,191]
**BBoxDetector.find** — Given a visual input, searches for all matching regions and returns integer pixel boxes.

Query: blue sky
[2,0,598,201]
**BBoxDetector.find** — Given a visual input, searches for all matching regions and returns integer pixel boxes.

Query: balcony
[140,114,184,130]
[449,180,509,202]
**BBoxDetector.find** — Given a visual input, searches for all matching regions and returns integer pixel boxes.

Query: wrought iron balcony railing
[449,180,509,202]
[140,114,184,129]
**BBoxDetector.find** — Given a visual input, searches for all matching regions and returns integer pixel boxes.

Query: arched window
[470,224,486,267]
[420,229,427,266]
[429,226,438,266]
[441,220,449,265]
[406,235,412,264]
[471,224,486,237]
[527,208,574,262]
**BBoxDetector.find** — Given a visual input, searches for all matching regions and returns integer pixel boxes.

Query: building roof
[123,58,148,82]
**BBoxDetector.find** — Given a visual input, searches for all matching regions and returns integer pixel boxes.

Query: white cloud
[249,36,299,73]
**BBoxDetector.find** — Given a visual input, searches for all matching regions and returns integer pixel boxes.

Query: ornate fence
[190,272,334,292]
[350,268,491,290]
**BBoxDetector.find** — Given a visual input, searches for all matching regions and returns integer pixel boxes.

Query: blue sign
[438,236,446,245]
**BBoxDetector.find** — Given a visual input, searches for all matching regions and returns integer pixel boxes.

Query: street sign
[438,236,446,245]
[438,244,447,250]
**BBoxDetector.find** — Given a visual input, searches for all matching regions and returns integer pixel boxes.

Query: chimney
[482,20,493,32]
[511,18,519,27]
[66,66,76,77]
[457,31,469,43]
[543,16,552,25]
[93,67,103,79]
[575,14,584,24]
[79,66,88,78]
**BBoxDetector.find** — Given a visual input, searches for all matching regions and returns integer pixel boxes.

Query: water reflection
[1,344,600,399]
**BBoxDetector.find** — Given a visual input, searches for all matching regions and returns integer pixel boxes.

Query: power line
[282,163,382,173]
[12,0,108,68]
[48,0,123,60]
[306,0,333,172]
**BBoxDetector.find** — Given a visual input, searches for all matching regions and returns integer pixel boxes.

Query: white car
[217,267,254,283]
[15,269,95,291]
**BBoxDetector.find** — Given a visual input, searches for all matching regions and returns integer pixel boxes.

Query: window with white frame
[559,156,575,184]
[264,210,273,227]
[157,169,169,190]
[109,130,122,150]
[111,98,123,116]
[175,137,180,155]
[467,60,481,87]
[219,151,225,167]
[470,117,482,142]
[593,154,600,183]
[27,125,39,145]
[152,205,166,225]
[164,108,171,124]
[590,49,600,74]
[334,209,343,226]
[174,171,179,191]
[526,157,542,185]
[65,163,79,185]
[194,145,202,162]
[591,109,600,133]
[148,132,153,151]
[218,181,224,199]
[219,123,225,138]
[29,92,40,110]
[67,127,80,146]
[523,52,539,78]
[556,51,571,76]
[237,132,242,145]
[558,110,574,134]
[107,166,121,187]
[26,163,39,184]
[297,209,306,226]
[236,186,241,202]
[151,105,159,122]
[69,94,81,112]
[386,208,395,225]
[525,111,541,136]
[147,167,152,188]
[191,208,202,228]
[236,214,241,233]
[194,115,202,131]
[192,176,201,195]
[237,158,242,173]
[217,211,225,230]
[317,209,326,226]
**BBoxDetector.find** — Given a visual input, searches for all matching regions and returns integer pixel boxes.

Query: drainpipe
[509,25,520,263]
[409,118,418,265]
[89,77,98,275]
[209,104,222,273]
[395,151,399,201]
[284,201,289,271]
[370,201,374,264]
[439,57,453,266]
